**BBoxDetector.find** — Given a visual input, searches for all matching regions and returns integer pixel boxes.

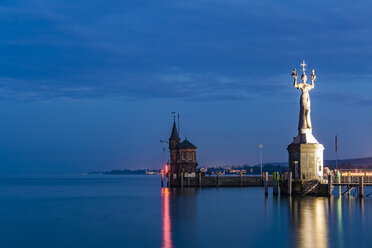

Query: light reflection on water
[162,187,370,248]
[0,176,370,248]
[161,188,173,248]
[290,197,329,248]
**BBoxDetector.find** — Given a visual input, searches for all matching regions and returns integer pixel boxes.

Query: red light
[165,165,169,174]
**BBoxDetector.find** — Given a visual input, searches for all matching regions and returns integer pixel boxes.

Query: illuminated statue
[288,60,324,181]
[292,60,316,133]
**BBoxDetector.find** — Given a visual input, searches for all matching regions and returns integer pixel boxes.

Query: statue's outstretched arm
[292,69,299,88]
[310,69,316,89]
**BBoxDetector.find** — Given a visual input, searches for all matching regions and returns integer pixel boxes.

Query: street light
[259,144,263,178]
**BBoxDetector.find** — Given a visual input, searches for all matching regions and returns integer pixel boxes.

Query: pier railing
[332,173,372,185]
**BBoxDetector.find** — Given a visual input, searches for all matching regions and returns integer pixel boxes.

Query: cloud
[0,70,291,101]
[1,0,372,104]
[2,66,372,107]
[358,98,372,107]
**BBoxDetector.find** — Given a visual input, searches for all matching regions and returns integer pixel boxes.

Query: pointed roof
[177,139,196,149]
[169,120,180,140]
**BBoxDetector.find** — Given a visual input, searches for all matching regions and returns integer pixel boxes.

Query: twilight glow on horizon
[1,0,372,174]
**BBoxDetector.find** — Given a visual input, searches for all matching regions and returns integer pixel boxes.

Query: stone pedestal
[287,130,324,180]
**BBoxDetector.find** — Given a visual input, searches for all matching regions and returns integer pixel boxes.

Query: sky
[1,0,372,174]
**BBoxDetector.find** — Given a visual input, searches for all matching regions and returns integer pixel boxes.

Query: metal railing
[331,175,372,185]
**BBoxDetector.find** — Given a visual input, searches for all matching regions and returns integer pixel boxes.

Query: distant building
[168,120,198,180]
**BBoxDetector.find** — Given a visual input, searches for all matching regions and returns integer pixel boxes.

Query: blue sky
[1,0,372,174]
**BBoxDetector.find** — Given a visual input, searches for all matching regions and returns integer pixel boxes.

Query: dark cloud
[0,0,372,103]
[358,98,372,107]
[0,70,292,102]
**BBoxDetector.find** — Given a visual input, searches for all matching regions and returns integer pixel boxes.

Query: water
[0,175,370,248]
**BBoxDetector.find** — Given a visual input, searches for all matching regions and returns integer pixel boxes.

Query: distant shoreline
[87,156,372,176]
[88,169,150,175]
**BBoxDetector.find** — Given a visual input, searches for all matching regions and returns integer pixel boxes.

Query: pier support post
[264,172,268,195]
[273,172,279,195]
[199,172,202,187]
[240,172,242,187]
[167,173,170,188]
[161,170,164,188]
[328,175,333,196]
[359,177,364,198]
[181,172,184,188]
[216,172,219,187]
[288,172,292,196]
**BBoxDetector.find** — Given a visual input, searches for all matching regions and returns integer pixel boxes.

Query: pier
[163,173,274,188]
[277,170,372,197]
[161,169,372,198]
[329,171,372,197]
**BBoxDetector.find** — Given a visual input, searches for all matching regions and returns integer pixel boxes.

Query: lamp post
[259,144,263,178]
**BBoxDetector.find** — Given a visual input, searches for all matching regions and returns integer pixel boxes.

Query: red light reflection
[161,188,173,248]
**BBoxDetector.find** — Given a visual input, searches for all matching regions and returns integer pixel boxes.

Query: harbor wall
[169,175,273,187]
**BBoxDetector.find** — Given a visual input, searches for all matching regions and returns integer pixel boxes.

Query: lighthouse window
[181,152,185,161]
[189,152,193,161]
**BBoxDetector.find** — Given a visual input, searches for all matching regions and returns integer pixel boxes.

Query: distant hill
[324,156,372,167]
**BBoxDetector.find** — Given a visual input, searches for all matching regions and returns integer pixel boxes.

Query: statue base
[287,130,324,180]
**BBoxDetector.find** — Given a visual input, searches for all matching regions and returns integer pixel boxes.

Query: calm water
[0,175,371,248]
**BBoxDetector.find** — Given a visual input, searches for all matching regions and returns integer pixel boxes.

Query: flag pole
[335,135,338,170]
[259,144,263,179]
[335,135,341,195]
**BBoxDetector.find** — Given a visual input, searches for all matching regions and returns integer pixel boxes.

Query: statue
[292,60,316,133]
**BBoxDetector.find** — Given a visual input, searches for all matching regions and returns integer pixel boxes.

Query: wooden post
[188,177,190,187]
[161,170,164,188]
[338,172,341,196]
[288,172,292,196]
[216,172,219,187]
[264,172,268,195]
[273,172,278,195]
[240,172,243,187]
[328,174,333,196]
[277,172,280,194]
[167,172,170,188]
[181,171,184,188]
[359,177,364,198]
[199,172,202,187]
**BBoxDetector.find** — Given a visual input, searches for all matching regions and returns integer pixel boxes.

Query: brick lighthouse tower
[168,117,198,186]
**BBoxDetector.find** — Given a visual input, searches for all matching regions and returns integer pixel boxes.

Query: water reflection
[161,188,173,248]
[335,197,344,248]
[161,188,197,248]
[289,197,330,248]
[282,195,367,248]
[161,186,368,248]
